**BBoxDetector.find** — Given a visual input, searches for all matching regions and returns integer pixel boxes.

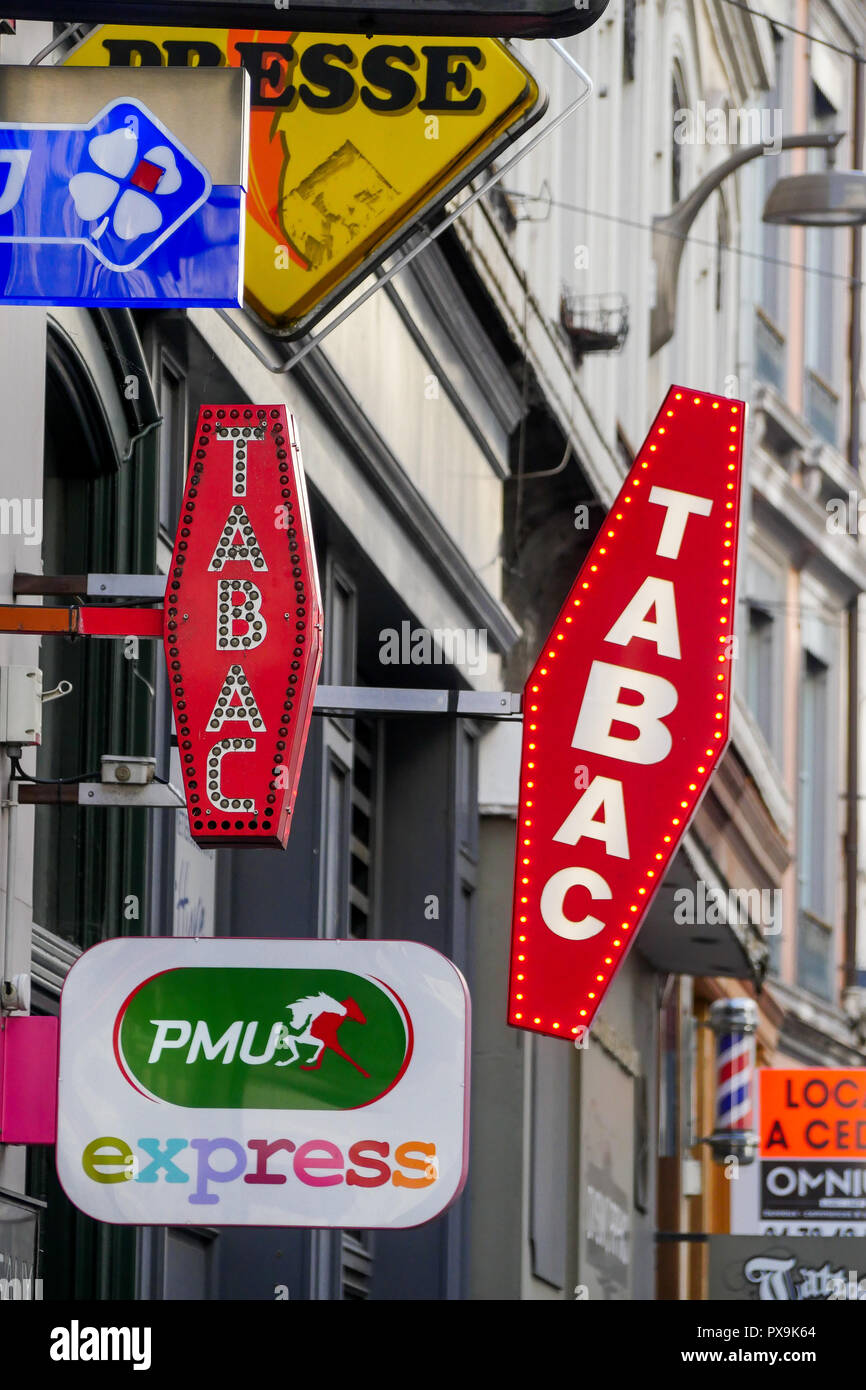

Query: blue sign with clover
[0,98,245,307]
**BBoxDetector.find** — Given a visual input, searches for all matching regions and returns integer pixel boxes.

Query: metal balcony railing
[559,290,629,364]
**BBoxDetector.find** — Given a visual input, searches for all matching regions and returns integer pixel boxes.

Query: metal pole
[1,768,19,1008]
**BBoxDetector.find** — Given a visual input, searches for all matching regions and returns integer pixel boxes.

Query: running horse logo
[275,991,370,1077]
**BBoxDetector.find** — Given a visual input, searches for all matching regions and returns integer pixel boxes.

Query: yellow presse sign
[66,26,543,335]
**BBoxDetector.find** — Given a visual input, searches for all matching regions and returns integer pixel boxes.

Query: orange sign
[760,1069,866,1159]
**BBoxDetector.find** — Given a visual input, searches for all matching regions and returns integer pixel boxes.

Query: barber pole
[707,997,758,1164]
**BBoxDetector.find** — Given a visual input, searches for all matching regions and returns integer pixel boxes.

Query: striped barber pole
[707,998,758,1164]
[716,1030,754,1132]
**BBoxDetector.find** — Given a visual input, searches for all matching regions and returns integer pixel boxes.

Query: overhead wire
[717,0,866,64]
[499,191,866,290]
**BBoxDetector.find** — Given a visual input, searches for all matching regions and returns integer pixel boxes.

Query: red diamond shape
[130,158,164,194]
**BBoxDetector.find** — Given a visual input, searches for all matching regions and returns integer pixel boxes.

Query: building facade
[1,1,865,1302]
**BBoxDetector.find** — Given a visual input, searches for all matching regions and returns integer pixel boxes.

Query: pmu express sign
[508,386,745,1040]
[166,405,323,848]
[0,65,248,308]
[18,2,611,40]
[66,26,544,335]
[56,938,470,1228]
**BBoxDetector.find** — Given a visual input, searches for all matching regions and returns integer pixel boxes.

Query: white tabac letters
[540,866,611,941]
[216,579,268,652]
[207,739,257,815]
[553,775,630,859]
[572,661,678,765]
[648,486,713,559]
[605,576,681,659]
[206,666,265,733]
[208,505,268,573]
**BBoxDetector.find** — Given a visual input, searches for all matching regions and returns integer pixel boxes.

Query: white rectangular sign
[730,1082,866,1238]
[57,938,469,1228]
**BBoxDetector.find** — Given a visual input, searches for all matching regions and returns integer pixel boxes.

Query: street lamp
[762,168,866,225]
[650,131,844,354]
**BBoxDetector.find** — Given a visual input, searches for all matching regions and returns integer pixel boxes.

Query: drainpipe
[0,767,19,1009]
[845,53,864,993]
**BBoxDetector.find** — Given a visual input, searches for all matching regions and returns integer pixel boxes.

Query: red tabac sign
[165,405,323,848]
[508,386,745,1040]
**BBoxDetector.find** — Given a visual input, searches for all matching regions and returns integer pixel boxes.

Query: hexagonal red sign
[165,405,323,848]
[508,385,745,1040]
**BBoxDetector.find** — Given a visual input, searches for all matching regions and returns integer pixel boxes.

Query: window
[798,651,828,915]
[456,724,479,862]
[746,605,774,744]
[320,559,382,1295]
[319,559,357,940]
[156,348,187,540]
[743,557,784,762]
[321,748,352,939]
[623,0,636,84]
[341,1231,374,1299]
[34,322,155,950]
[658,985,678,1157]
[325,562,356,688]
[349,716,379,939]
[716,194,728,314]
[29,313,157,1301]
[757,27,788,380]
[804,83,841,445]
[797,651,833,997]
[671,72,685,207]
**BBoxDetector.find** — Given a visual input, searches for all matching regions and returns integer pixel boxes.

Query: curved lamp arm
[650,130,844,355]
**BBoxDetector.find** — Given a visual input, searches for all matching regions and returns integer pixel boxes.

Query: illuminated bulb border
[511,395,741,1035]
[168,407,316,839]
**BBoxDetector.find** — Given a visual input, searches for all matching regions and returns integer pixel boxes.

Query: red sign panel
[760,1070,866,1159]
[508,385,745,1040]
[165,405,323,848]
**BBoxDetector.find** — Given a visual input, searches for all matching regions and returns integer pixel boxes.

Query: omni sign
[508,386,745,1040]
[165,405,323,848]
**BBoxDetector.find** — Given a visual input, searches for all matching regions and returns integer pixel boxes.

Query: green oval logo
[115,968,413,1109]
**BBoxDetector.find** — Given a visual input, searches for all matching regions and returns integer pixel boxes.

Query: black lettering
[838,1120,851,1149]
[420,45,483,112]
[361,45,419,113]
[804,1079,828,1108]
[299,43,356,111]
[101,39,163,67]
[836,1079,858,1108]
[163,41,224,68]
[805,1119,829,1149]
[784,1079,799,1108]
[765,1120,788,1150]
[857,1121,866,1149]
[234,42,296,109]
